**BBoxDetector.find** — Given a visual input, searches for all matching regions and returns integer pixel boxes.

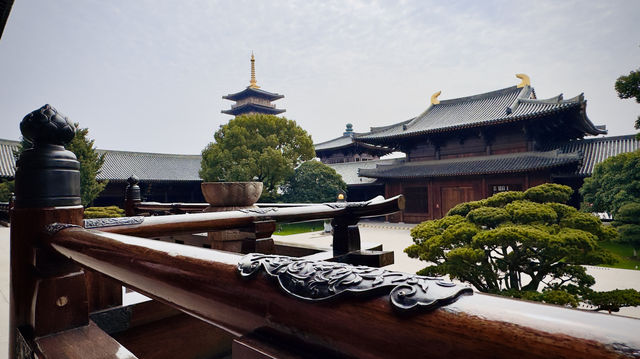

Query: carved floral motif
[83,216,144,229]
[45,223,81,235]
[238,253,472,312]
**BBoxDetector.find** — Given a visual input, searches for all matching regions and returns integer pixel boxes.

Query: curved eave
[359,151,581,179]
[222,103,286,116]
[223,87,284,101]
[360,161,579,179]
[315,142,393,156]
[359,103,594,144]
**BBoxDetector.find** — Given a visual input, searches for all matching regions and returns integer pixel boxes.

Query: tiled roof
[0,139,18,178]
[0,139,202,182]
[550,135,640,176]
[357,86,605,141]
[223,87,284,101]
[358,150,581,179]
[314,134,392,155]
[221,102,286,116]
[97,150,201,182]
[327,158,402,185]
[315,135,356,151]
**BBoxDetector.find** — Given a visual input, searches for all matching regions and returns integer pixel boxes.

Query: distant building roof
[222,87,285,101]
[357,85,605,143]
[358,150,581,179]
[314,124,393,156]
[97,149,201,182]
[0,139,18,178]
[327,158,402,185]
[0,139,202,182]
[550,134,640,176]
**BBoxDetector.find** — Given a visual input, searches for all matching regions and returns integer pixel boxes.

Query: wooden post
[124,175,142,216]
[331,215,360,255]
[9,105,87,358]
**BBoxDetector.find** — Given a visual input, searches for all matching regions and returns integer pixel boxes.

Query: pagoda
[222,54,285,116]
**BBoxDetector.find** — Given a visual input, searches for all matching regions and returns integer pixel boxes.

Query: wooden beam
[46,226,640,359]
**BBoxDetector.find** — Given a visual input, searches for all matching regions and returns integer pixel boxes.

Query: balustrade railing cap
[14,105,81,208]
[20,104,75,147]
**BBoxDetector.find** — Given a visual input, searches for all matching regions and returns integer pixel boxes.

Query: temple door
[440,186,475,217]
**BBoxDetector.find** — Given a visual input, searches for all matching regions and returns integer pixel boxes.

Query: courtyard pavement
[1,223,640,358]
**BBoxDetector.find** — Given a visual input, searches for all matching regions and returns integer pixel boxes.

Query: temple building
[319,74,639,222]
[222,54,285,116]
[314,123,392,164]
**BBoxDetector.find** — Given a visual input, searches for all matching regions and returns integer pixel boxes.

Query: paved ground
[2,223,640,358]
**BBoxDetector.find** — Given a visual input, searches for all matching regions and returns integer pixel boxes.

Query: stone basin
[201,182,263,211]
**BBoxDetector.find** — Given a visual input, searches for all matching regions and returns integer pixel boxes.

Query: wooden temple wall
[408,125,531,161]
[385,171,551,223]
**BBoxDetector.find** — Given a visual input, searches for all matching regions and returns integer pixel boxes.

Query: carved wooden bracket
[238,254,473,312]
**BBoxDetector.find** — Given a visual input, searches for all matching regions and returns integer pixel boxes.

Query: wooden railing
[9,105,640,359]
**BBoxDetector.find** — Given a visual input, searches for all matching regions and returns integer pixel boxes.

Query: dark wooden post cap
[125,175,141,202]
[20,104,76,147]
[14,105,81,208]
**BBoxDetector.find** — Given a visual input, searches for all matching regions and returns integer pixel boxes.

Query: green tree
[200,114,314,201]
[0,179,14,202]
[405,183,640,312]
[612,202,640,257]
[16,124,107,207]
[282,161,347,203]
[580,151,640,215]
[614,68,640,139]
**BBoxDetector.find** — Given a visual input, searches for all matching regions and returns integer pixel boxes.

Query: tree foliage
[282,161,346,203]
[614,67,640,139]
[405,183,640,312]
[68,127,107,206]
[612,202,640,257]
[580,151,640,215]
[200,114,314,201]
[0,179,14,202]
[16,124,107,207]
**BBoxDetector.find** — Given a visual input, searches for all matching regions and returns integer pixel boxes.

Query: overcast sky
[1,1,639,154]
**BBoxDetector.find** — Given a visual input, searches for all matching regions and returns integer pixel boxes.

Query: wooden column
[10,105,88,357]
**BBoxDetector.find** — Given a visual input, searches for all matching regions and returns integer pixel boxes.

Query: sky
[1,1,639,154]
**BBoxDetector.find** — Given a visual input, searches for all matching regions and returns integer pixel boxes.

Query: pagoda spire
[249,52,260,89]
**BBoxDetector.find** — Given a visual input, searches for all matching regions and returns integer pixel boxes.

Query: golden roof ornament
[431,91,441,105]
[249,52,260,89]
[516,73,530,88]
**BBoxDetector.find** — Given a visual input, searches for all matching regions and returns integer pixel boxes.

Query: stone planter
[201,182,263,212]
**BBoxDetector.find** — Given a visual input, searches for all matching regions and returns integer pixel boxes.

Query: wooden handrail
[47,225,640,359]
[133,201,327,213]
[90,195,404,238]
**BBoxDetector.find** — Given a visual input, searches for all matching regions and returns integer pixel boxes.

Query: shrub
[524,183,573,204]
[447,200,486,216]
[485,191,525,207]
[84,206,125,219]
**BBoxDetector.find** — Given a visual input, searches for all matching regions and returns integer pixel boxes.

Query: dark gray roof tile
[358,86,605,141]
[549,135,640,176]
[97,150,201,182]
[0,139,18,178]
[358,150,580,179]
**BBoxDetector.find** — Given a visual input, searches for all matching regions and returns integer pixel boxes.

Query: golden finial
[516,73,530,88]
[249,52,260,89]
[431,90,441,105]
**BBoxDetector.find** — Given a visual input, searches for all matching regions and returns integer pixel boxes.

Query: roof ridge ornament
[249,52,260,89]
[430,91,441,105]
[516,73,530,88]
